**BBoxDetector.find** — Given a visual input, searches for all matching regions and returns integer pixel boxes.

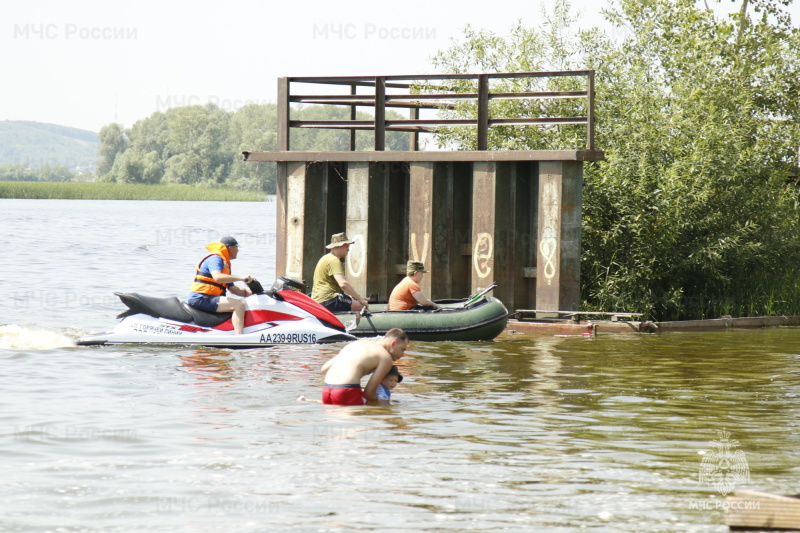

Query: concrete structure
[244,72,604,312]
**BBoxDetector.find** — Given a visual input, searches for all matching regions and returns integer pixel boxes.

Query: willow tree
[432,0,800,319]
[97,123,127,178]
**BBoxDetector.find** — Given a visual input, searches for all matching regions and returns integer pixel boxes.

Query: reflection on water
[4,200,800,531]
[4,326,800,531]
[179,349,238,381]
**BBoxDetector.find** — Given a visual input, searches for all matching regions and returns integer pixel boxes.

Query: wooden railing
[277,71,596,152]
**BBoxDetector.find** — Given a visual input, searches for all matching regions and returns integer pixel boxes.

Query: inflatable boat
[337,287,510,342]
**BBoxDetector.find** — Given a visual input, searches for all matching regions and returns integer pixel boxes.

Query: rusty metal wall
[274,159,581,311]
[536,161,582,311]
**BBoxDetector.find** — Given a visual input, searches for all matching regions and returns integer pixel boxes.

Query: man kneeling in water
[320,328,409,405]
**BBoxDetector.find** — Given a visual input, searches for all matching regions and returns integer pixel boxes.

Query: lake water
[2,199,800,532]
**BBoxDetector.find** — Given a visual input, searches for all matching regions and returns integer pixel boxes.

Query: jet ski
[76,277,356,347]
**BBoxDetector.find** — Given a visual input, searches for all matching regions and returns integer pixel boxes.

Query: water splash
[0,324,75,350]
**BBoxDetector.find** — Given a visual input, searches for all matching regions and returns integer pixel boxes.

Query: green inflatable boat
[336,289,510,342]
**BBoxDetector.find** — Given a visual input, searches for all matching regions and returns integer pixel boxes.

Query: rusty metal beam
[374,77,385,151]
[477,75,489,151]
[244,150,606,163]
[587,70,596,152]
[489,117,588,125]
[290,99,458,111]
[271,70,599,154]
[290,91,587,104]
[288,117,587,129]
[277,77,290,151]
[349,84,357,151]
[408,162,435,297]
[409,107,419,151]
[344,162,399,300]
[536,161,583,312]
[287,70,594,83]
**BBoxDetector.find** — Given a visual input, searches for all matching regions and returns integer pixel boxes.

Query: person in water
[187,236,257,335]
[320,328,409,405]
[376,365,403,403]
[298,364,403,404]
[310,232,369,313]
[388,261,439,311]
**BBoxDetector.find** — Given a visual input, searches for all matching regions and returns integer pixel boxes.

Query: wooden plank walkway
[515,309,643,322]
[726,489,800,530]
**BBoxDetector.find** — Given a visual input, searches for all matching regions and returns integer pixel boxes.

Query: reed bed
[700,274,800,320]
[0,181,265,201]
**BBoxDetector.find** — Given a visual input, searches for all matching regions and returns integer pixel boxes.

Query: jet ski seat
[114,292,231,327]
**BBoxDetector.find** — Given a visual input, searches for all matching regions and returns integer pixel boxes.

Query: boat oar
[359,305,379,335]
[345,305,372,332]
[458,282,497,309]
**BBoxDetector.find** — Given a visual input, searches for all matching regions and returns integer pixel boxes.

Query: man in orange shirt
[388,261,440,311]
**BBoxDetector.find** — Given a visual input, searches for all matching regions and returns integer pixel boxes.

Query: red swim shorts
[322,383,366,406]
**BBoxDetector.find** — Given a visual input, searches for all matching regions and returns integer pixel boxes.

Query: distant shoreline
[0,181,266,201]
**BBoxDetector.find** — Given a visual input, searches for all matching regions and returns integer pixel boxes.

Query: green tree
[162,104,231,185]
[228,103,278,193]
[92,96,413,194]
[128,112,169,161]
[96,123,127,177]
[109,149,144,184]
[431,0,800,319]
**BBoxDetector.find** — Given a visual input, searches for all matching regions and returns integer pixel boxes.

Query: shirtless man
[320,328,409,405]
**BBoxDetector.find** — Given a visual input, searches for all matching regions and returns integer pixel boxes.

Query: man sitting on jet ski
[187,236,258,335]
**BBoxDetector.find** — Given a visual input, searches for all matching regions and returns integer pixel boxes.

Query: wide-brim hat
[326,232,355,249]
[407,261,429,275]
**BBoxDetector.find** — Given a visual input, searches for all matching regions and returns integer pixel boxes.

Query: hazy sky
[2,0,797,133]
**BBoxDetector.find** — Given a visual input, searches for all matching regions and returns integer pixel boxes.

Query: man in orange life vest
[187,236,257,335]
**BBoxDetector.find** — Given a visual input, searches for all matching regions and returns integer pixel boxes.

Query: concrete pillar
[280,162,327,286]
[513,162,538,311]
[408,162,435,297]
[435,163,473,300]
[536,161,582,311]
[409,162,473,300]
[275,161,289,281]
[471,162,516,308]
[277,162,347,288]
[345,162,391,301]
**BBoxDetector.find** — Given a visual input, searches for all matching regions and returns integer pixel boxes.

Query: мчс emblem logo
[699,428,750,496]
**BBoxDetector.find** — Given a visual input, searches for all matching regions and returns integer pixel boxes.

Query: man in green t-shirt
[311,232,369,313]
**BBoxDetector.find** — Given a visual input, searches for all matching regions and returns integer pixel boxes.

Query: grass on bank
[699,274,800,321]
[0,181,265,201]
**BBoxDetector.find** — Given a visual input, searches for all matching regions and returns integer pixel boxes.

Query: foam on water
[0,324,75,350]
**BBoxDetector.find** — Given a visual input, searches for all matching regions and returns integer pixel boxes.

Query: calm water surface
[2,199,800,532]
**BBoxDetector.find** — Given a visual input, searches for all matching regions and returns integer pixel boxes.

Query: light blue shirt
[376,384,391,400]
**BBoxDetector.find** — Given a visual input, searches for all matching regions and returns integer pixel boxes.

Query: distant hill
[0,120,98,170]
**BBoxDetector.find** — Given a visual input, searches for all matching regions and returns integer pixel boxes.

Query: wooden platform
[501,315,800,337]
[502,320,596,337]
[515,309,643,322]
[726,489,800,530]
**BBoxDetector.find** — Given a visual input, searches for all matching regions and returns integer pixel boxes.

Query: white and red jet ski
[76,278,355,347]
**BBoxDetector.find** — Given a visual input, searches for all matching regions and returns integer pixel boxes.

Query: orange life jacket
[189,242,232,296]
